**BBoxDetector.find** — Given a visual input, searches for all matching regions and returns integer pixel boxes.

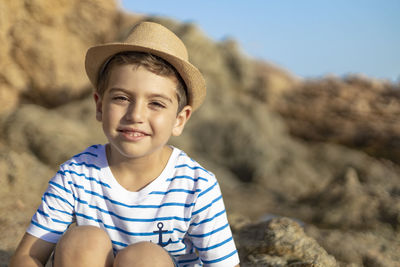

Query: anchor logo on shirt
[153,222,172,247]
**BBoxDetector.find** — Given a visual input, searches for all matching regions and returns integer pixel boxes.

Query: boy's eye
[149,101,166,109]
[112,96,129,102]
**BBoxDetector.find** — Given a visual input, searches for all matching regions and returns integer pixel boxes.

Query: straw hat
[85,21,206,111]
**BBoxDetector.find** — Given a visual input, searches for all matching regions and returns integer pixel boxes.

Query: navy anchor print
[153,222,172,247]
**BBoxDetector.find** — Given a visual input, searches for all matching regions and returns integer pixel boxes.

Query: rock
[0,0,119,112]
[295,144,400,231]
[249,60,300,104]
[236,217,337,266]
[305,225,400,266]
[273,74,400,165]
[0,144,53,252]
[2,104,104,166]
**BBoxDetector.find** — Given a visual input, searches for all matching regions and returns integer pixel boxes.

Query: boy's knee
[54,225,113,267]
[114,242,175,267]
[57,225,110,248]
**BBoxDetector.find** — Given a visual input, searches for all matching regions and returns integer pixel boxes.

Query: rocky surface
[0,0,118,113]
[1,1,400,266]
[236,217,337,267]
[273,75,400,165]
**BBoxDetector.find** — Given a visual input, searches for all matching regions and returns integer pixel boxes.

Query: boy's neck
[106,145,173,192]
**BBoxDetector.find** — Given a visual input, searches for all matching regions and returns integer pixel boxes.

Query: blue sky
[120,1,400,81]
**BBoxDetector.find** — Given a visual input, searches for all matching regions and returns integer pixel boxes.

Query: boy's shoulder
[174,149,212,174]
[71,144,104,159]
[59,144,105,171]
[172,148,217,186]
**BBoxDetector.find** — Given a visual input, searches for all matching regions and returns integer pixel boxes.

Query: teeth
[127,132,144,137]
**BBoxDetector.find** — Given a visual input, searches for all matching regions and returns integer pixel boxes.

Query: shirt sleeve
[188,176,240,267]
[26,165,75,243]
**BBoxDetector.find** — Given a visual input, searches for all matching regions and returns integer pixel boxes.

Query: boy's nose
[126,101,146,123]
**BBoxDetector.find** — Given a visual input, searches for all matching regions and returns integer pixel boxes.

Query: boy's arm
[10,232,55,267]
[189,178,240,266]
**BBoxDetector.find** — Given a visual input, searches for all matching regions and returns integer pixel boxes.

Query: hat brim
[85,43,206,111]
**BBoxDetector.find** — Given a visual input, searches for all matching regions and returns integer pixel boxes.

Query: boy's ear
[94,92,103,122]
[172,105,192,137]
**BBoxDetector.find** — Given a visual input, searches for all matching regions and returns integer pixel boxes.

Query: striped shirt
[27,145,240,266]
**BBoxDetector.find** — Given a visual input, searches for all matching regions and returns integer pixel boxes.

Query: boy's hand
[9,232,55,267]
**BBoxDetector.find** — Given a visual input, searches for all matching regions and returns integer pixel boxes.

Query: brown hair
[97,52,188,112]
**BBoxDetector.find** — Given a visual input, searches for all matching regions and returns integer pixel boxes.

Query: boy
[10,22,240,267]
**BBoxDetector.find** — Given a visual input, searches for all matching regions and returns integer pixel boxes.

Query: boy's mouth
[117,128,149,137]
[124,131,145,137]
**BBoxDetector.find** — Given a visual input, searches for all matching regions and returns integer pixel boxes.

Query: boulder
[236,217,337,266]
[274,75,400,165]
[2,104,104,166]
[0,143,53,252]
[0,0,119,113]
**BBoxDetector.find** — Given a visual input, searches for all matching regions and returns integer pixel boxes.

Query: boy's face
[94,64,192,161]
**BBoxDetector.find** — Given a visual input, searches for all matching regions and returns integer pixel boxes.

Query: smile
[117,128,150,140]
[124,131,145,137]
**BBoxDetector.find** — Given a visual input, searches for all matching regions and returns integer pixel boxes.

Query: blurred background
[121,0,400,82]
[0,1,399,266]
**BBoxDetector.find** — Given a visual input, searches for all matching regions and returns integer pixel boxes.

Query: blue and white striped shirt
[27,145,239,266]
